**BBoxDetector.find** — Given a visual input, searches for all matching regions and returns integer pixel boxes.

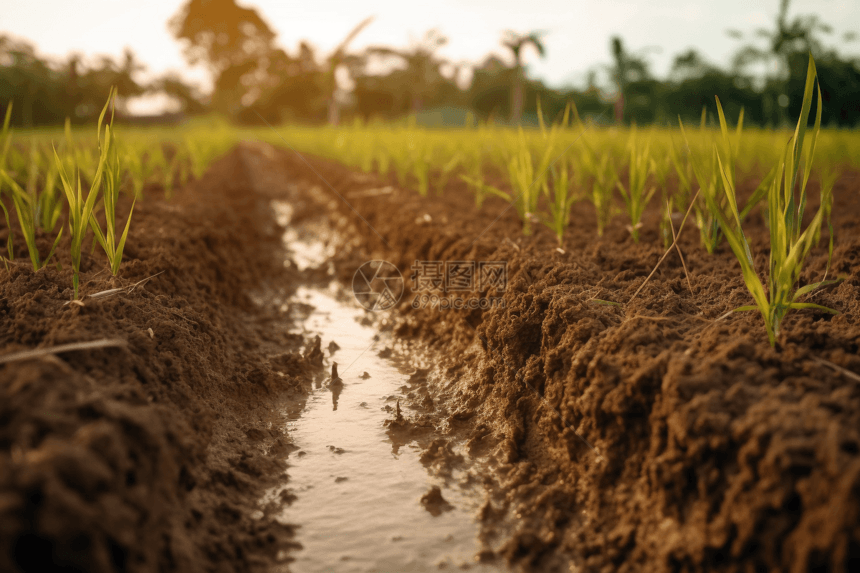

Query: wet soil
[0,149,317,572]
[3,137,859,573]
[1,142,520,573]
[266,283,509,572]
[258,190,515,571]
[241,141,860,572]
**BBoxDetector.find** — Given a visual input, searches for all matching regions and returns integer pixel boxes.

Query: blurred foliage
[1,0,858,128]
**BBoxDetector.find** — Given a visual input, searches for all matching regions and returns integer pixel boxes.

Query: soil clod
[420,486,454,516]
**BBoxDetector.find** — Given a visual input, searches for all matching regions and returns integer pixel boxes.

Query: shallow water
[267,201,506,573]
[268,285,503,573]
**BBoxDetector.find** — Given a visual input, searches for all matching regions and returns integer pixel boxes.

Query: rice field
[3,50,860,573]
[2,56,856,344]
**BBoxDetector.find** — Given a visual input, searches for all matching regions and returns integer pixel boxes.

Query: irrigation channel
[257,195,512,572]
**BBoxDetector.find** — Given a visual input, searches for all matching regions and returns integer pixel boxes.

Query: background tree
[502,30,546,124]
[242,43,327,124]
[95,48,146,114]
[663,48,760,125]
[0,35,55,126]
[366,29,449,115]
[323,17,375,125]
[608,36,656,124]
[150,72,207,114]
[726,0,858,126]
[169,0,278,115]
[0,35,148,126]
[2,0,858,127]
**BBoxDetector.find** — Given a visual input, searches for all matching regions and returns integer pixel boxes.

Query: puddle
[273,200,336,273]
[266,200,507,572]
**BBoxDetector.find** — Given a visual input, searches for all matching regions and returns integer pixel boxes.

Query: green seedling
[0,170,63,271]
[616,132,655,242]
[541,160,577,245]
[705,55,841,346]
[159,144,190,200]
[90,99,135,276]
[123,144,147,199]
[678,114,724,253]
[412,150,430,197]
[0,199,13,263]
[651,153,673,248]
[392,140,412,187]
[184,135,210,180]
[433,152,461,196]
[376,149,391,178]
[53,88,115,298]
[506,127,556,235]
[0,102,12,170]
[38,157,64,233]
[0,108,63,270]
[459,174,511,209]
[0,102,14,264]
[588,149,618,237]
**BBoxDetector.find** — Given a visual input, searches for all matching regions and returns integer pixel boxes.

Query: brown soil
[244,142,860,572]
[0,149,321,572]
[3,138,859,573]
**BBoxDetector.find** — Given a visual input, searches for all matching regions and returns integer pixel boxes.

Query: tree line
[1,0,858,128]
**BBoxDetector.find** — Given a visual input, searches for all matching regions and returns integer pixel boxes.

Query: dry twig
[0,338,127,365]
[629,189,700,304]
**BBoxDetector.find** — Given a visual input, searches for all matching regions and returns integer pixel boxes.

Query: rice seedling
[678,116,723,253]
[704,55,841,346]
[0,105,63,270]
[1,102,15,264]
[650,152,673,248]
[12,143,64,234]
[0,102,12,169]
[541,160,577,245]
[460,144,509,209]
[432,152,461,196]
[462,175,511,210]
[392,138,413,188]
[227,103,854,253]
[506,132,539,234]
[411,149,431,197]
[37,155,64,233]
[184,135,210,181]
[121,143,148,199]
[89,98,135,276]
[375,148,391,178]
[157,145,185,200]
[53,89,115,298]
[616,130,655,242]
[0,167,63,271]
[813,166,839,262]
[505,126,558,235]
[585,145,618,237]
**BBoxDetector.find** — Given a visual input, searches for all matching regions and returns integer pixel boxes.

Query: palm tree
[501,30,546,124]
[365,29,449,114]
[608,37,656,124]
[727,0,833,125]
[325,17,375,125]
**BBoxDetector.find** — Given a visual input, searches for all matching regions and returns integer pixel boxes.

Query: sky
[3,0,859,113]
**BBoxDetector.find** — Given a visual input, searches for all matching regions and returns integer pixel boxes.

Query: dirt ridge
[0,148,313,573]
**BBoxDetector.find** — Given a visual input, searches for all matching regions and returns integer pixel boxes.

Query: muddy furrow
[235,141,860,573]
[242,142,520,572]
